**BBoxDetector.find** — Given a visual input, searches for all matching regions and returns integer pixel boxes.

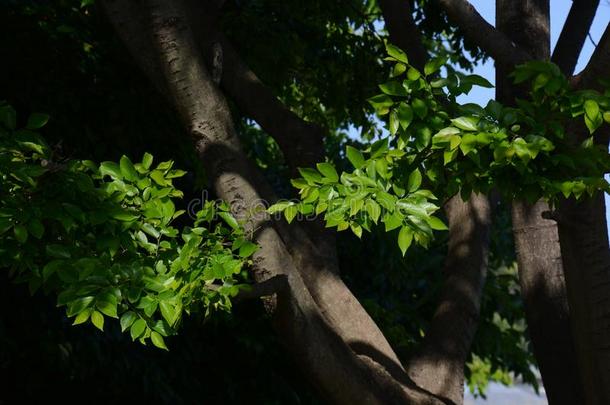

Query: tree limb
[407,194,491,405]
[572,21,610,91]
[437,0,531,67]
[552,0,600,76]
[378,0,428,70]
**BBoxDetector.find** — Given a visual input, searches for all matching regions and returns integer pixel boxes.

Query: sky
[456,0,610,234]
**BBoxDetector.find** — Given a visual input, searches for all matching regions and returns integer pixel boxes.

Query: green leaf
[99,161,123,180]
[383,211,403,232]
[463,74,493,88]
[238,241,258,258]
[350,223,363,238]
[379,81,408,96]
[26,113,50,129]
[427,216,448,230]
[299,167,323,183]
[91,310,104,331]
[142,152,154,170]
[27,218,44,239]
[120,311,137,332]
[14,224,28,244]
[386,44,408,64]
[406,67,421,81]
[72,308,91,325]
[150,170,167,186]
[412,98,428,119]
[397,226,413,256]
[396,102,414,129]
[584,100,600,120]
[151,331,168,350]
[407,169,422,192]
[96,293,118,318]
[365,200,381,223]
[603,111,610,124]
[451,116,479,131]
[346,146,366,169]
[218,212,239,230]
[120,155,138,181]
[460,133,478,155]
[316,163,339,182]
[389,110,399,135]
[424,57,446,76]
[159,302,178,326]
[284,205,298,224]
[367,94,394,114]
[131,319,146,340]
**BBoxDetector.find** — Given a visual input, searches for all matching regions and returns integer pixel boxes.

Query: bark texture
[556,193,610,405]
[407,194,491,405]
[496,1,585,404]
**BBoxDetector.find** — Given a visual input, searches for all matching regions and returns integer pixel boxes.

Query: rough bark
[103,0,445,403]
[496,1,585,404]
[407,194,491,405]
[551,0,600,76]
[511,201,584,405]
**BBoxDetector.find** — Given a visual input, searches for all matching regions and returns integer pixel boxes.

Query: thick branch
[378,0,428,70]
[437,0,531,67]
[552,0,600,76]
[407,194,491,405]
[572,22,610,91]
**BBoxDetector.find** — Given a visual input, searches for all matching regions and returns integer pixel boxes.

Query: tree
[2,1,610,404]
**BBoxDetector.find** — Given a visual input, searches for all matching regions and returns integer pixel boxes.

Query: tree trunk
[496,1,585,404]
[557,192,610,405]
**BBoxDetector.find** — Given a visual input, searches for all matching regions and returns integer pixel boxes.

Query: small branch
[437,0,532,67]
[378,0,429,70]
[207,275,288,301]
[572,22,610,91]
[552,0,600,75]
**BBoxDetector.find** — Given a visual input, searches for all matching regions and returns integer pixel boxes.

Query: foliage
[271,45,610,257]
[0,101,257,350]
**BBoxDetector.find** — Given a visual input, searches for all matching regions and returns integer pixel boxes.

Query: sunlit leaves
[0,105,256,351]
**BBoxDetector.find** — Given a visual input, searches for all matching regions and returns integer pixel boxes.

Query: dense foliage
[272,46,610,255]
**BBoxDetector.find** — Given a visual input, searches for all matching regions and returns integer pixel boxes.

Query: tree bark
[496,1,585,404]
[551,0,600,76]
[407,194,491,405]
[103,0,445,403]
[556,193,610,405]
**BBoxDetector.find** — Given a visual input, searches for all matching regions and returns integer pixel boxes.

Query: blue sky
[458,0,610,230]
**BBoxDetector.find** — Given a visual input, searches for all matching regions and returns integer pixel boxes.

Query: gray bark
[496,1,585,404]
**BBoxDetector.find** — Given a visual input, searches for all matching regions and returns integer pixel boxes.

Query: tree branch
[378,0,428,70]
[437,0,531,67]
[407,194,491,405]
[207,275,288,302]
[572,22,610,91]
[552,0,600,76]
